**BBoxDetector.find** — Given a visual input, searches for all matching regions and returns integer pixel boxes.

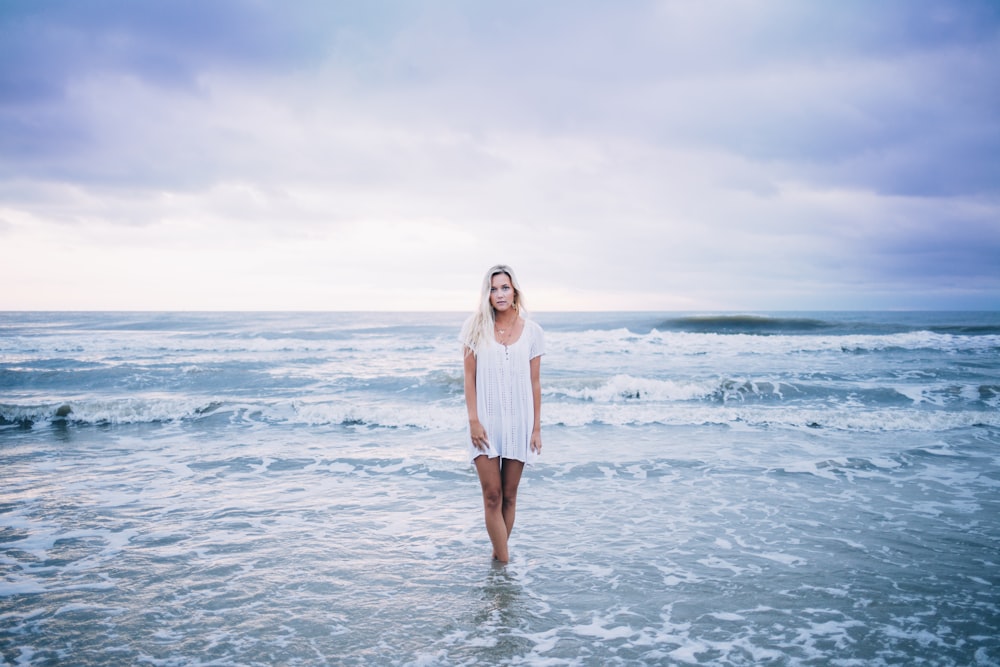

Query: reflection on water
[460,564,536,662]
[476,564,522,626]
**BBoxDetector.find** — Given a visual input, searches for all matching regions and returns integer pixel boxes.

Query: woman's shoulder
[522,318,544,342]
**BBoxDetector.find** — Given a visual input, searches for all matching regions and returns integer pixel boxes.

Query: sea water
[1,311,998,666]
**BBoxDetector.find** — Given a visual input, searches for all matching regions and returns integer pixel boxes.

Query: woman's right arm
[464,347,488,451]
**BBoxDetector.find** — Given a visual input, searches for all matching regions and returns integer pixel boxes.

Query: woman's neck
[494,311,518,328]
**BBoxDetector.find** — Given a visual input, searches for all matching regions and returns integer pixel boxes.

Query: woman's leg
[499,457,525,539]
[474,455,509,562]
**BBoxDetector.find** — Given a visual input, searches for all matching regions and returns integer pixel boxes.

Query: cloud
[1,0,998,309]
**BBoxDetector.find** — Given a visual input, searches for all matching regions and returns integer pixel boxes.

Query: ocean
[1,310,998,666]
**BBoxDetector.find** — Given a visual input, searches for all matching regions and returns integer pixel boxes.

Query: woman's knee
[481,486,503,510]
[501,492,517,512]
[501,477,520,508]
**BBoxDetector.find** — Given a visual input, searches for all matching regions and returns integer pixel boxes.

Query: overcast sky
[2,0,998,311]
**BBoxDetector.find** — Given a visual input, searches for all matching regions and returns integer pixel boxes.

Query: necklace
[495,317,518,347]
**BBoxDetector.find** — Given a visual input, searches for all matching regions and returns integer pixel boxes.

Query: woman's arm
[464,347,488,451]
[530,355,542,454]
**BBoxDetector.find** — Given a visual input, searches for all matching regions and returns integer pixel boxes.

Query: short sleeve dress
[463,318,545,464]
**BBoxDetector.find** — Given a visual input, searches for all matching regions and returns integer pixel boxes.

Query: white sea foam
[8,393,998,441]
[755,551,807,566]
[553,374,717,402]
[544,401,1000,431]
[550,327,1000,359]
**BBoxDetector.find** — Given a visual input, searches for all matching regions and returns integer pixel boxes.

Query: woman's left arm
[530,355,542,454]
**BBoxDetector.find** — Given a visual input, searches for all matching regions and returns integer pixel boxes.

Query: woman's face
[490,273,516,313]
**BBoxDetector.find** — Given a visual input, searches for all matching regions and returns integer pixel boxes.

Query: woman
[461,264,544,563]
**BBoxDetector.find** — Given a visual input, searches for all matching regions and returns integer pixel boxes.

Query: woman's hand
[470,419,489,451]
[530,428,542,454]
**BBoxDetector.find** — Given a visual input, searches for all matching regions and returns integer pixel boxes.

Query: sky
[1,0,998,311]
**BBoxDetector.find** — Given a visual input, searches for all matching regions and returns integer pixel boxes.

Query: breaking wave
[4,394,998,434]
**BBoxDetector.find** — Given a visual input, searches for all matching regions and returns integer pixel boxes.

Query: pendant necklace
[496,319,515,358]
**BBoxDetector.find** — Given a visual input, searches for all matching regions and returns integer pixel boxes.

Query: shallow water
[2,311,999,665]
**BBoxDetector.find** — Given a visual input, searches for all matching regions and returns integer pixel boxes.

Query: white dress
[463,318,545,464]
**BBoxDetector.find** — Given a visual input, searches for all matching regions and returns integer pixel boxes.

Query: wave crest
[656,315,833,334]
[0,398,460,431]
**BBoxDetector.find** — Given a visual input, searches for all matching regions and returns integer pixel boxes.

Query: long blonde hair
[461,264,527,356]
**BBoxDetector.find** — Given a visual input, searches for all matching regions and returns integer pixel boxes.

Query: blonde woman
[460,264,544,563]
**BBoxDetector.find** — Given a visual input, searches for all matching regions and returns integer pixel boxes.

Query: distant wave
[643,314,1000,337]
[926,324,1000,335]
[654,315,835,335]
